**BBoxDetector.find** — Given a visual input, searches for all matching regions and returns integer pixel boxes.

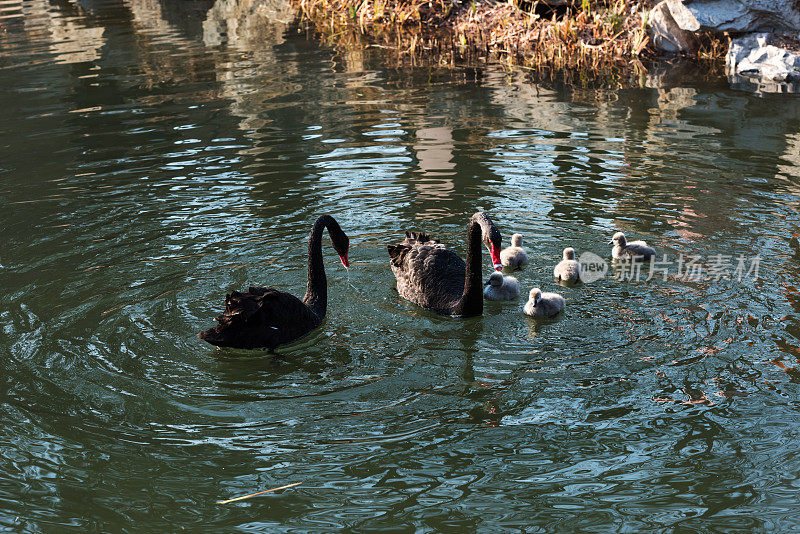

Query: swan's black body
[387,212,501,317]
[199,215,349,350]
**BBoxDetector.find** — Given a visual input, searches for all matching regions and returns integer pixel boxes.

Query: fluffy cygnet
[500,234,528,270]
[523,288,565,318]
[554,247,581,283]
[610,232,655,261]
[483,272,520,301]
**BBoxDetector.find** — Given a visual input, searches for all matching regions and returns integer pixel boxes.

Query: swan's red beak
[340,253,350,268]
[490,246,502,271]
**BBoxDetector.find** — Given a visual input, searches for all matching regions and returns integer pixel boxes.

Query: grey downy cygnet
[523,288,565,318]
[500,234,528,269]
[610,232,655,261]
[554,247,581,283]
[484,272,520,301]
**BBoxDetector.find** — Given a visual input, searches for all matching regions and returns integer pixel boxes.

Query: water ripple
[1,0,800,529]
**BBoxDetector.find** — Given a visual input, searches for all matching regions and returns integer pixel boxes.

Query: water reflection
[2,0,800,530]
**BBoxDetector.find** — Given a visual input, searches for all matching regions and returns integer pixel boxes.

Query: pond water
[2,0,800,530]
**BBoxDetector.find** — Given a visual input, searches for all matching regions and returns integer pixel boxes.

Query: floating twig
[217,482,302,504]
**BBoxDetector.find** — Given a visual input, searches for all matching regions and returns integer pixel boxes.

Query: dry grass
[293,0,679,75]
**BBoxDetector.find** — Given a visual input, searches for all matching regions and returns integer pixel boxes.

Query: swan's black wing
[388,232,466,312]
[199,286,322,350]
[387,231,439,267]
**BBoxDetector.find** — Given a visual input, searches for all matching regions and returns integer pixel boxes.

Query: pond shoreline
[292,0,725,79]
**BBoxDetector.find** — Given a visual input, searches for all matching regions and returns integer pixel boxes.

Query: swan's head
[610,232,626,247]
[329,222,350,268]
[563,247,575,260]
[528,288,542,304]
[472,212,503,270]
[511,234,523,247]
[487,271,504,287]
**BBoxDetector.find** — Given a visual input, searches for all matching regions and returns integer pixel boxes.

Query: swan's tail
[387,243,406,266]
[198,287,281,349]
[388,231,439,267]
[403,231,436,245]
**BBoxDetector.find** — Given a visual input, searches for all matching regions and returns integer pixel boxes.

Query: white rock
[649,0,699,53]
[677,0,800,33]
[727,33,800,83]
[649,0,800,58]
[666,0,702,32]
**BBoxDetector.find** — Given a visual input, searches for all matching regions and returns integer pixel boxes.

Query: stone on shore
[649,0,800,93]
[677,0,800,33]
[649,0,800,52]
[727,32,800,92]
[649,0,699,53]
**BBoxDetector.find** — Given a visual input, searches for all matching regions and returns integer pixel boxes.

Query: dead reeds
[292,0,695,76]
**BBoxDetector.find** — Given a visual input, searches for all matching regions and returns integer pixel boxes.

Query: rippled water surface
[3,0,800,530]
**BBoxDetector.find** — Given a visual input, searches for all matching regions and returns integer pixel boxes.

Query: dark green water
[2,0,800,530]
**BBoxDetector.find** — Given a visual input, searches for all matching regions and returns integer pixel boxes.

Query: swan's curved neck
[303,215,332,318]
[473,213,493,238]
[455,219,483,316]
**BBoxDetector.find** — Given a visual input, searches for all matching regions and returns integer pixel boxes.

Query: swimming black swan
[198,215,350,350]
[387,212,502,317]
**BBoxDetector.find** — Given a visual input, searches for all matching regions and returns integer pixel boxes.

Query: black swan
[198,215,350,350]
[387,212,502,317]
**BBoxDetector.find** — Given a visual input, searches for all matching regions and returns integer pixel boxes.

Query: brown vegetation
[294,0,664,74]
